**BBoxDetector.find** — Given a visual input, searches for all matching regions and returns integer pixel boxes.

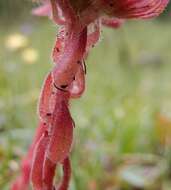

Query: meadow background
[1,1,171,190]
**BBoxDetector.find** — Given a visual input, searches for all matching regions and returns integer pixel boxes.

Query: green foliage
[0,0,32,22]
[163,1,171,17]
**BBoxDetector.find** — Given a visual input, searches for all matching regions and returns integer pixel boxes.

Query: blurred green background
[1,1,171,190]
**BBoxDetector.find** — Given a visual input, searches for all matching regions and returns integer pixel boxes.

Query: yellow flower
[5,33,28,51]
[21,48,39,64]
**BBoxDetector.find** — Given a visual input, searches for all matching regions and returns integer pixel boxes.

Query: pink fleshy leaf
[57,157,71,190]
[31,131,49,190]
[32,2,52,17]
[42,157,56,190]
[52,27,87,90]
[47,91,73,163]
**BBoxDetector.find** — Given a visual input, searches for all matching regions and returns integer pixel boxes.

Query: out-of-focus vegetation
[1,2,171,190]
[0,0,32,23]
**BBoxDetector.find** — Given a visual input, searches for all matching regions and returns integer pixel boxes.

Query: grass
[1,18,171,189]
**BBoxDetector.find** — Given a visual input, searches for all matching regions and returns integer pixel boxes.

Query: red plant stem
[52,26,87,90]
[56,0,77,23]
[57,157,71,190]
[50,0,66,25]
[42,157,56,190]
[52,28,65,64]
[31,131,49,190]
[52,28,86,98]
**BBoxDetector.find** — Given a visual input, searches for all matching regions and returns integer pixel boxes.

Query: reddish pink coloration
[57,157,71,190]
[42,157,56,190]
[52,27,87,91]
[11,0,169,190]
[99,0,169,19]
[46,91,73,163]
[31,131,49,190]
[52,28,86,98]
[50,0,66,25]
[32,1,51,17]
[38,72,54,122]
[52,28,65,63]
[86,20,100,53]
[101,17,124,28]
[69,62,85,98]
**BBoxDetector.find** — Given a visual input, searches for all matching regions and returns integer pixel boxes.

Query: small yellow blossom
[21,48,39,64]
[5,33,28,51]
